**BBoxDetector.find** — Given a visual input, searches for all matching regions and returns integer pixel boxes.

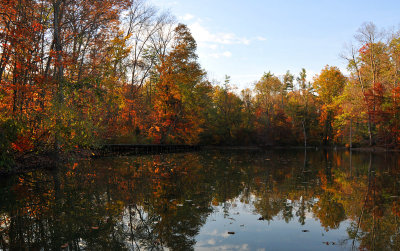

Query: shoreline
[0,149,97,176]
[2,144,399,176]
[205,145,400,152]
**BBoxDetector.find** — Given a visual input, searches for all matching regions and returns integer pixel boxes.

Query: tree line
[1,1,400,166]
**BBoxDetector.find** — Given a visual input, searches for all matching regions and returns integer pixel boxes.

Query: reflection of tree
[0,150,400,250]
[252,150,316,224]
[312,150,346,230]
[0,153,217,250]
[254,192,287,222]
[343,153,400,250]
[126,204,163,250]
[313,192,346,230]
[296,197,307,225]
[282,199,294,223]
[326,152,400,250]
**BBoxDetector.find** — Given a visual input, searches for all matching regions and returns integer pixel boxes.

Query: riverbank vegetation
[1,0,400,170]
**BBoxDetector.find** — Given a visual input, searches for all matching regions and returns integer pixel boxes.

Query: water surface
[1,149,399,250]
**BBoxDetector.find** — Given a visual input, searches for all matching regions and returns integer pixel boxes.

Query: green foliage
[283,70,294,92]
[200,80,248,145]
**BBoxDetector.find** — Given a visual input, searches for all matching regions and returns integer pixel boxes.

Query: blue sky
[151,0,400,90]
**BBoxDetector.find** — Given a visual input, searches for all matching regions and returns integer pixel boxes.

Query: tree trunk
[53,0,65,152]
[302,120,307,148]
[349,118,353,148]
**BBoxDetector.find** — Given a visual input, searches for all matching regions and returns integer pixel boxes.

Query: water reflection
[0,150,400,250]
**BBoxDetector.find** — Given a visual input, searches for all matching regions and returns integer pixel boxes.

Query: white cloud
[189,22,251,45]
[151,0,178,6]
[180,13,194,21]
[186,21,266,63]
[199,243,249,251]
[208,51,232,59]
[208,44,218,50]
[203,229,230,238]
[200,43,219,50]
[207,239,216,245]
[241,244,250,250]
[223,51,232,57]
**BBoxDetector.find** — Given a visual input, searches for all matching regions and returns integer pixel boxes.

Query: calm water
[1,149,400,250]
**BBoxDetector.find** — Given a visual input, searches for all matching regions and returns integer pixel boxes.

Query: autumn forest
[1,0,400,170]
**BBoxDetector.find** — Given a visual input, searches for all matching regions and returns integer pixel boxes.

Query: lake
[0,149,399,250]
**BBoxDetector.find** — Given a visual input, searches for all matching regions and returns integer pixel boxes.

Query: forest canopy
[1,0,400,169]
